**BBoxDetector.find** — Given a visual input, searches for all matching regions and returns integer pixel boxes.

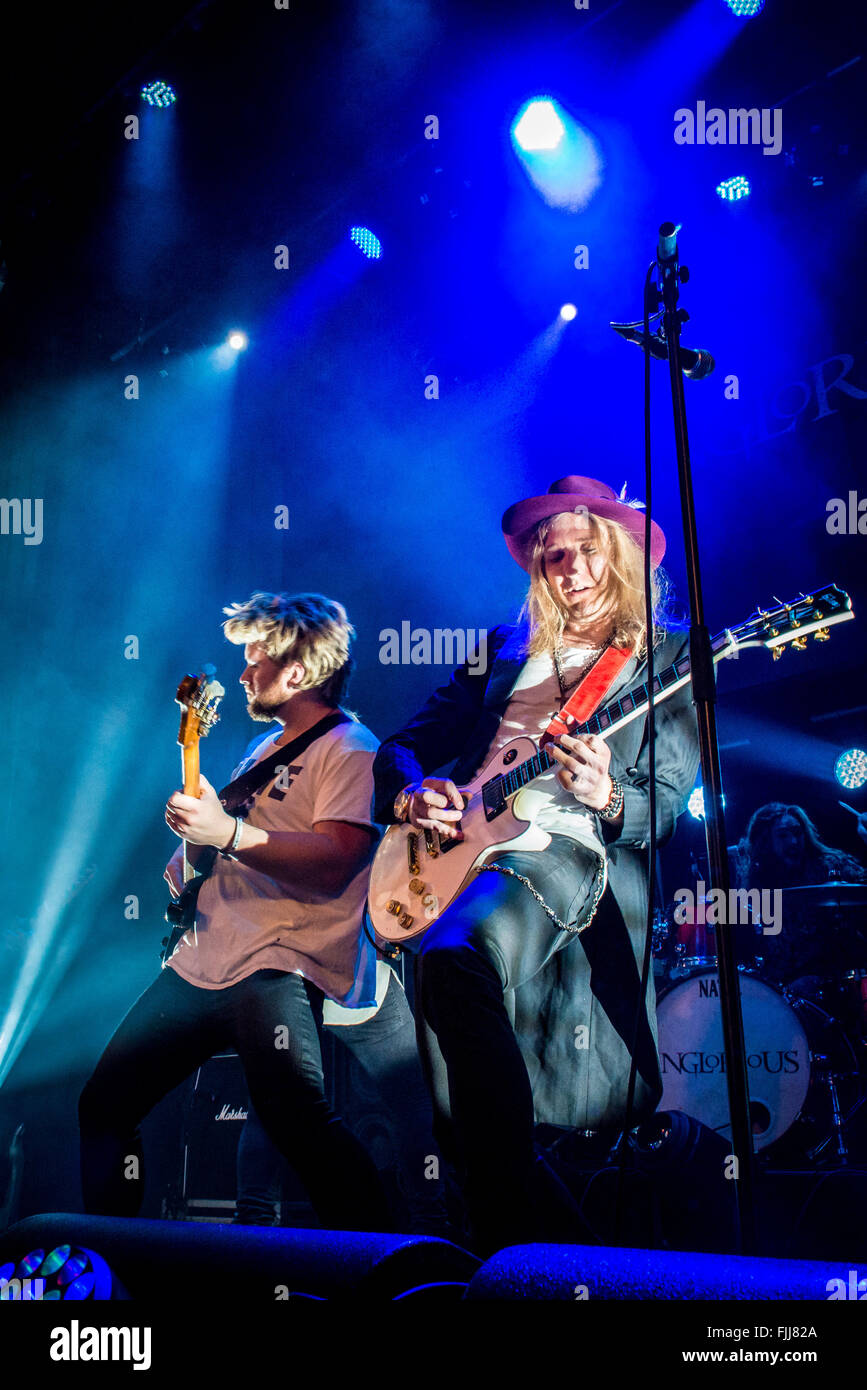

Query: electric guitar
[368,584,854,945]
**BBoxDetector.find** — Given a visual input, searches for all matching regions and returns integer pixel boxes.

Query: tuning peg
[772,646,784,661]
[791,636,808,651]
[813,627,831,641]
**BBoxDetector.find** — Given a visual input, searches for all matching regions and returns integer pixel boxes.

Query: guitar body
[368,737,552,944]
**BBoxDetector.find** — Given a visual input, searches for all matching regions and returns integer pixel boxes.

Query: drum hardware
[778,882,867,912]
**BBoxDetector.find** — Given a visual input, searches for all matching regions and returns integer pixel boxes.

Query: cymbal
[779,882,867,911]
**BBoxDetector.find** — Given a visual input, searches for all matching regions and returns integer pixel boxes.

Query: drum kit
[653,882,867,1164]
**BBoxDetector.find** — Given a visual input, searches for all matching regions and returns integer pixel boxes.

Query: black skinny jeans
[78,966,391,1231]
[237,968,446,1230]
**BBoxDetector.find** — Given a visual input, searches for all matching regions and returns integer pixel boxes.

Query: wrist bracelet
[220,816,244,858]
[597,776,624,821]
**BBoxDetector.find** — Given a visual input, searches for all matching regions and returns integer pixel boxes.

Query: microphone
[610,323,715,380]
[657,220,680,265]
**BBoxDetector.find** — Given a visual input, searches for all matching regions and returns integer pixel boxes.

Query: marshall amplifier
[163,1052,318,1224]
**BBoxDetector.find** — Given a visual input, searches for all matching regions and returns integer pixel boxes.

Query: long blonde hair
[518,511,671,658]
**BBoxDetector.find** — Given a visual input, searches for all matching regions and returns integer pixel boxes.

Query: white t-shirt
[167,718,380,1005]
[478,647,607,862]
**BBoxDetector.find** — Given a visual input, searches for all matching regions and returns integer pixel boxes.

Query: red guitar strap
[541,644,633,745]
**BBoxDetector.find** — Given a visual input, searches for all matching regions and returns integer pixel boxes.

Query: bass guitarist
[79,592,390,1230]
[372,476,700,1253]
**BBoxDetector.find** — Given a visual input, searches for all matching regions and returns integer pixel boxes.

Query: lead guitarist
[79,592,390,1230]
[372,476,700,1253]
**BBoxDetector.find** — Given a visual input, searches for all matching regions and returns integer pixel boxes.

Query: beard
[245,692,285,721]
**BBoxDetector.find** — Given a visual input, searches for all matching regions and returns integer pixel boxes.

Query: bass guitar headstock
[176,664,225,750]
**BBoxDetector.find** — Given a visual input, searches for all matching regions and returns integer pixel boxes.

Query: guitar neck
[496,634,734,801]
[182,742,201,798]
[181,743,201,883]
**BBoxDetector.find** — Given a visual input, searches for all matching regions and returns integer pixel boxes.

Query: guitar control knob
[398,912,414,929]
[408,878,425,895]
[386,900,402,915]
[422,893,436,908]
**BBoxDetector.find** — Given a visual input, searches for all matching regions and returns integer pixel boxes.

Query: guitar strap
[161,708,350,966]
[474,645,635,939]
[541,644,633,745]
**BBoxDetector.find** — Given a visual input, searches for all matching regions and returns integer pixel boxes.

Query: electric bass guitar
[161,666,225,964]
[368,584,853,945]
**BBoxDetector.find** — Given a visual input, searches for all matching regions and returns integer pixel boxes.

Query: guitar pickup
[440,828,464,855]
[483,779,506,821]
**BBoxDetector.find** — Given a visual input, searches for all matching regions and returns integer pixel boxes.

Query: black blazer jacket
[372,620,701,1130]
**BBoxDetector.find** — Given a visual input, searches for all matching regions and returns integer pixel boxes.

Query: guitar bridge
[406,833,420,877]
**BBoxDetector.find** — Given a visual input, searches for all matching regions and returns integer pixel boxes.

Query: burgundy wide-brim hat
[501,475,666,571]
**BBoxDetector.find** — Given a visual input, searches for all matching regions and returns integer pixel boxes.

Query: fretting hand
[548,732,612,810]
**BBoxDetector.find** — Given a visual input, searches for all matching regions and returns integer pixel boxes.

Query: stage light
[513,99,565,152]
[0,1245,121,1300]
[724,0,765,14]
[716,175,751,202]
[559,303,577,322]
[350,226,382,259]
[835,749,867,790]
[140,80,177,108]
[511,98,602,211]
[688,786,726,820]
[226,331,248,351]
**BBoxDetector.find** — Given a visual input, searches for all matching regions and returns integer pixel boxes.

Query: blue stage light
[835,749,867,790]
[513,99,566,152]
[724,0,765,14]
[140,80,177,108]
[0,1245,118,1300]
[511,99,602,211]
[350,226,382,260]
[688,786,726,820]
[716,175,751,202]
[559,303,577,322]
[226,331,248,351]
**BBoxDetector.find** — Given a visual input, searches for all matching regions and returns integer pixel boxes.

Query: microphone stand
[655,222,756,1254]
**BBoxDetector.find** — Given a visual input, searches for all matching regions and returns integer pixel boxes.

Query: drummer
[735,802,867,986]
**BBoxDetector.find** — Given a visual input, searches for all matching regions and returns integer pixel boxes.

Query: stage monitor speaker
[464,1240,862,1300]
[0,1213,479,1301]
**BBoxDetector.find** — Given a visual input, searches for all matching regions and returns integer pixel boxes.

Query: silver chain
[477,852,607,936]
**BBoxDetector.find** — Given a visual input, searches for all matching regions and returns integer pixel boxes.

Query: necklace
[551,638,611,714]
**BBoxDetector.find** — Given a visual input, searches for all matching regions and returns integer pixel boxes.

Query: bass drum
[656,969,857,1155]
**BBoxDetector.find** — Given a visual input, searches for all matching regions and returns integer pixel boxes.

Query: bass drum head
[657,970,810,1149]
